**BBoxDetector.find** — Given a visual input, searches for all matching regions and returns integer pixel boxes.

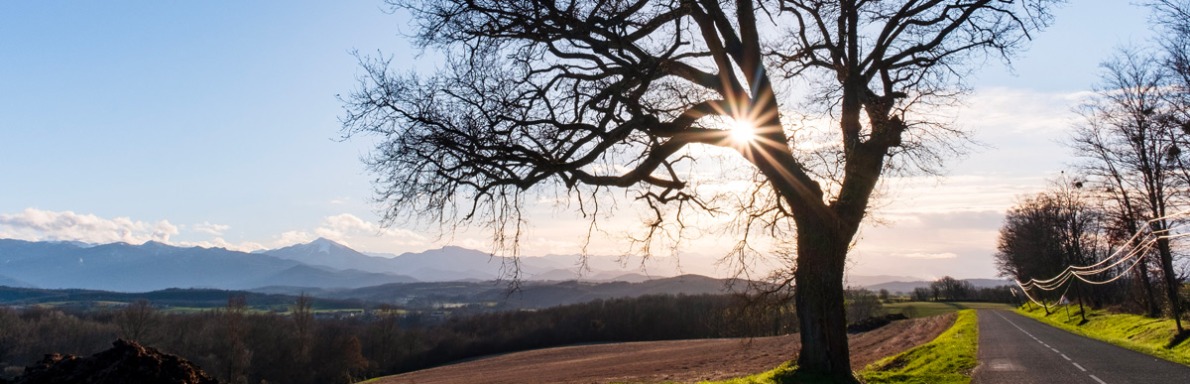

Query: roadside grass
[1016,304,1190,366]
[701,310,978,384]
[884,301,1012,318]
[694,362,838,384]
[857,309,977,384]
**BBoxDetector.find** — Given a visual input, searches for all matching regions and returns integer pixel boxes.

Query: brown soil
[372,313,956,384]
[2,339,218,384]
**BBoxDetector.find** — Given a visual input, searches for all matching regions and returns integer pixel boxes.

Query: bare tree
[1072,50,1187,330]
[1149,1,1190,89]
[292,293,315,367]
[221,294,252,384]
[995,177,1105,316]
[115,299,159,343]
[342,0,1055,378]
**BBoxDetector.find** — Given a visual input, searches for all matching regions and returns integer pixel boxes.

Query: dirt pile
[2,339,218,384]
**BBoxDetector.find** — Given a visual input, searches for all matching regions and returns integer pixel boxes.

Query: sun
[728,118,757,143]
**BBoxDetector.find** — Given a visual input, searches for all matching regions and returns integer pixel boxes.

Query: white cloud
[192,221,230,236]
[0,208,278,252]
[958,87,1091,135]
[0,208,179,244]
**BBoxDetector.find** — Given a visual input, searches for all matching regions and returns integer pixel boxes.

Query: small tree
[115,299,159,344]
[911,287,932,302]
[844,288,883,324]
[221,295,252,384]
[292,293,315,366]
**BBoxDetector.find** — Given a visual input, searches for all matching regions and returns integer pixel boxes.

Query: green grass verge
[701,310,978,384]
[884,302,1012,318]
[1016,304,1190,366]
[857,309,977,384]
[693,361,857,384]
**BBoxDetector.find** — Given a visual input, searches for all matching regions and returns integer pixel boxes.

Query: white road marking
[993,311,1109,384]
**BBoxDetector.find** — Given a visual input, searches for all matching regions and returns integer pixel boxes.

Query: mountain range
[0,238,711,292]
[0,237,1008,293]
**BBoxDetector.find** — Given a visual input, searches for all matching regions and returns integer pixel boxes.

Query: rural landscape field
[3,1,1190,383]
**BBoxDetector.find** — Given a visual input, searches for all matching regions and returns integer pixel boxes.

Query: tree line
[995,0,1190,330]
[0,293,798,383]
[905,277,1015,303]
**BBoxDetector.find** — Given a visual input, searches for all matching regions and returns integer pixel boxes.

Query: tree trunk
[1136,254,1161,317]
[1155,236,1184,332]
[793,219,856,382]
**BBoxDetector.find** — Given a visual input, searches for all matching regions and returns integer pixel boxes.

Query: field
[884,301,1013,318]
[711,310,979,384]
[366,313,957,384]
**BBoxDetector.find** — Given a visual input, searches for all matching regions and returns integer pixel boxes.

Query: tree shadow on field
[1167,330,1190,349]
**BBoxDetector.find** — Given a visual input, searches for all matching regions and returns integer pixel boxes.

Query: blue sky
[0,2,1157,279]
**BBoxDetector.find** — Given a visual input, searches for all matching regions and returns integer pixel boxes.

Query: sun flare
[728,118,757,143]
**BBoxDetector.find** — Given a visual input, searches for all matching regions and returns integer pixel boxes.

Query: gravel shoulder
[370,313,956,384]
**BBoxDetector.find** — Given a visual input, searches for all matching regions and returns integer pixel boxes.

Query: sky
[0,2,1160,280]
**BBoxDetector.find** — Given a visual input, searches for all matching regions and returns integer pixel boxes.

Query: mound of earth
[2,339,218,384]
[374,313,957,384]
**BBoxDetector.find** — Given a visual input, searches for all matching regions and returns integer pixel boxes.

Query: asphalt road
[973,309,1190,383]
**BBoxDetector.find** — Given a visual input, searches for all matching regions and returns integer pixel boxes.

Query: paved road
[973,309,1190,383]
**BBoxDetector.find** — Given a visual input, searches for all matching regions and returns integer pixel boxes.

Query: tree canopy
[342,0,1056,378]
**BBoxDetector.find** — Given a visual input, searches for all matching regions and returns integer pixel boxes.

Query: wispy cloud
[192,221,230,236]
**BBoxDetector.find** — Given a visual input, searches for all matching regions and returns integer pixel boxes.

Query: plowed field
[370,313,956,384]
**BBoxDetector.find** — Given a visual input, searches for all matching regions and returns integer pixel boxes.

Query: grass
[884,301,1012,318]
[857,309,978,384]
[692,361,860,384]
[701,310,979,384]
[1016,303,1190,366]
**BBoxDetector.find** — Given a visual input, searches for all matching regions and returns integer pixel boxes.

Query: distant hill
[865,278,1012,294]
[0,285,362,309]
[0,275,745,312]
[252,264,417,289]
[0,274,35,288]
[291,274,748,309]
[845,275,920,288]
[277,241,696,282]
